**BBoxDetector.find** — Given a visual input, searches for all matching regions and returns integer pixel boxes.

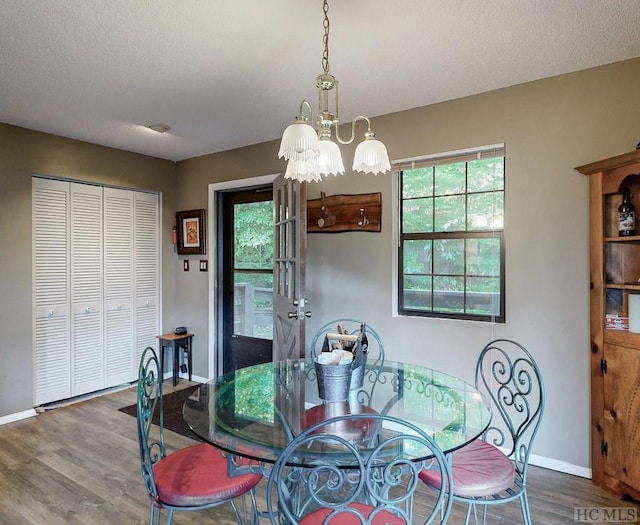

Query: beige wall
[2,57,640,473]
[0,124,178,416]
[175,57,640,473]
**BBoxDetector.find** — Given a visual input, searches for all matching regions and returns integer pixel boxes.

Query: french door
[272,174,308,362]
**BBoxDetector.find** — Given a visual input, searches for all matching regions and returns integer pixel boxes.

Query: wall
[0,123,178,417]
[1,57,639,473]
[176,58,640,473]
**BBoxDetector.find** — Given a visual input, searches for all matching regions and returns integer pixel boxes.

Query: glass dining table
[183,358,491,473]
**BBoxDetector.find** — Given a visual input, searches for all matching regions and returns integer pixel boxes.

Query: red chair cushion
[304,402,378,442]
[153,443,262,507]
[301,502,405,524]
[419,439,516,498]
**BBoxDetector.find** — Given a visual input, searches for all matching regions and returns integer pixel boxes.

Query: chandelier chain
[322,0,330,74]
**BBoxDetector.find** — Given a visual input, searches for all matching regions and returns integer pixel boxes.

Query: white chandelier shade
[353,134,391,174]
[277,118,319,162]
[284,157,323,183]
[317,138,345,176]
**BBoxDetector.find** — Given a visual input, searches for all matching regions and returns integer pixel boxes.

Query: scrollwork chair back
[266,413,453,524]
[420,339,545,525]
[137,347,261,525]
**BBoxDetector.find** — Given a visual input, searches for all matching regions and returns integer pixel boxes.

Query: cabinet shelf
[605,283,640,290]
[605,235,640,242]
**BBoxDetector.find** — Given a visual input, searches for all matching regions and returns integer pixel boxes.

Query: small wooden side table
[156,332,194,386]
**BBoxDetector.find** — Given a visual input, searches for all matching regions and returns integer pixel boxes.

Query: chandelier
[278,0,390,183]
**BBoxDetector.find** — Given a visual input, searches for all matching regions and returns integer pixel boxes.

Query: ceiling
[1,1,640,162]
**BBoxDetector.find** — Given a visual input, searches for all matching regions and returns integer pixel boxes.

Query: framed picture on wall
[176,209,206,255]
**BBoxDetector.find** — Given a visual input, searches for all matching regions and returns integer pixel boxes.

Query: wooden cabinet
[576,150,640,500]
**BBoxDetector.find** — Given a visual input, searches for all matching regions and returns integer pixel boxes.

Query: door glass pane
[234,201,273,270]
[234,272,273,338]
[233,200,273,339]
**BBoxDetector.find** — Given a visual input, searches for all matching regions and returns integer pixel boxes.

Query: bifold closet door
[70,183,104,397]
[134,191,160,368]
[33,178,71,405]
[104,188,135,386]
[34,179,160,404]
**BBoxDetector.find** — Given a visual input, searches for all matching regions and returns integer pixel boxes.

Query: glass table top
[183,359,491,464]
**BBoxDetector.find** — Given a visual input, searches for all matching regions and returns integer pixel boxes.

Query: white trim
[207,173,280,380]
[390,168,399,317]
[392,143,505,166]
[495,445,591,479]
[528,452,591,479]
[0,409,37,426]
[181,373,209,384]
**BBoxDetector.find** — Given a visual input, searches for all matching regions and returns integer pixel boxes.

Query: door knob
[305,311,312,318]
[288,311,298,319]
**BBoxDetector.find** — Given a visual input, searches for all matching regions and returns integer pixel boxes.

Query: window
[398,145,505,322]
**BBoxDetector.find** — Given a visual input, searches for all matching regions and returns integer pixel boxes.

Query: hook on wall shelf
[358,208,369,227]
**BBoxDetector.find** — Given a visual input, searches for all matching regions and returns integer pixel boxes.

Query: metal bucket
[315,360,352,402]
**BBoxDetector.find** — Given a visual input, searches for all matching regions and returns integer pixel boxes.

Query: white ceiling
[1,1,639,162]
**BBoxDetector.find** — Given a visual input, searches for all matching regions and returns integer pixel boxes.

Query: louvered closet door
[33,178,71,405]
[134,192,160,367]
[70,183,105,396]
[104,188,135,385]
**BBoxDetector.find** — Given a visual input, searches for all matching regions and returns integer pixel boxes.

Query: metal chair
[420,339,545,525]
[266,413,453,524]
[137,346,262,525]
[309,318,385,405]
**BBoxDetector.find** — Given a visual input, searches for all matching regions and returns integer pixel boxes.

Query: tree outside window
[398,147,505,322]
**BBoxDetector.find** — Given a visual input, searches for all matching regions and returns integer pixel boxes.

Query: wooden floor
[0,382,637,524]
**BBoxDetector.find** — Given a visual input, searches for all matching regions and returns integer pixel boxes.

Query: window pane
[434,162,466,195]
[234,272,273,339]
[433,276,464,312]
[434,195,465,231]
[433,239,464,275]
[402,275,432,310]
[466,277,501,316]
[402,167,433,199]
[467,158,504,192]
[403,240,432,274]
[467,192,504,231]
[466,238,501,277]
[403,198,433,233]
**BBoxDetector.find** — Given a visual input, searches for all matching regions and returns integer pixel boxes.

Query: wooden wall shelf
[307,192,381,233]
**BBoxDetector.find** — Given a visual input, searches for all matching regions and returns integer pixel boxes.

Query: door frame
[207,173,280,379]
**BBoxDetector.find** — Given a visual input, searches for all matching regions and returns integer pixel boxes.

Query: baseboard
[164,370,207,384]
[0,408,37,426]
[528,452,591,479]
[492,444,591,479]
[179,372,208,383]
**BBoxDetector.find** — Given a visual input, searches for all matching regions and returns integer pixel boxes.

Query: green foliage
[233,368,274,423]
[400,156,504,317]
[234,201,273,270]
